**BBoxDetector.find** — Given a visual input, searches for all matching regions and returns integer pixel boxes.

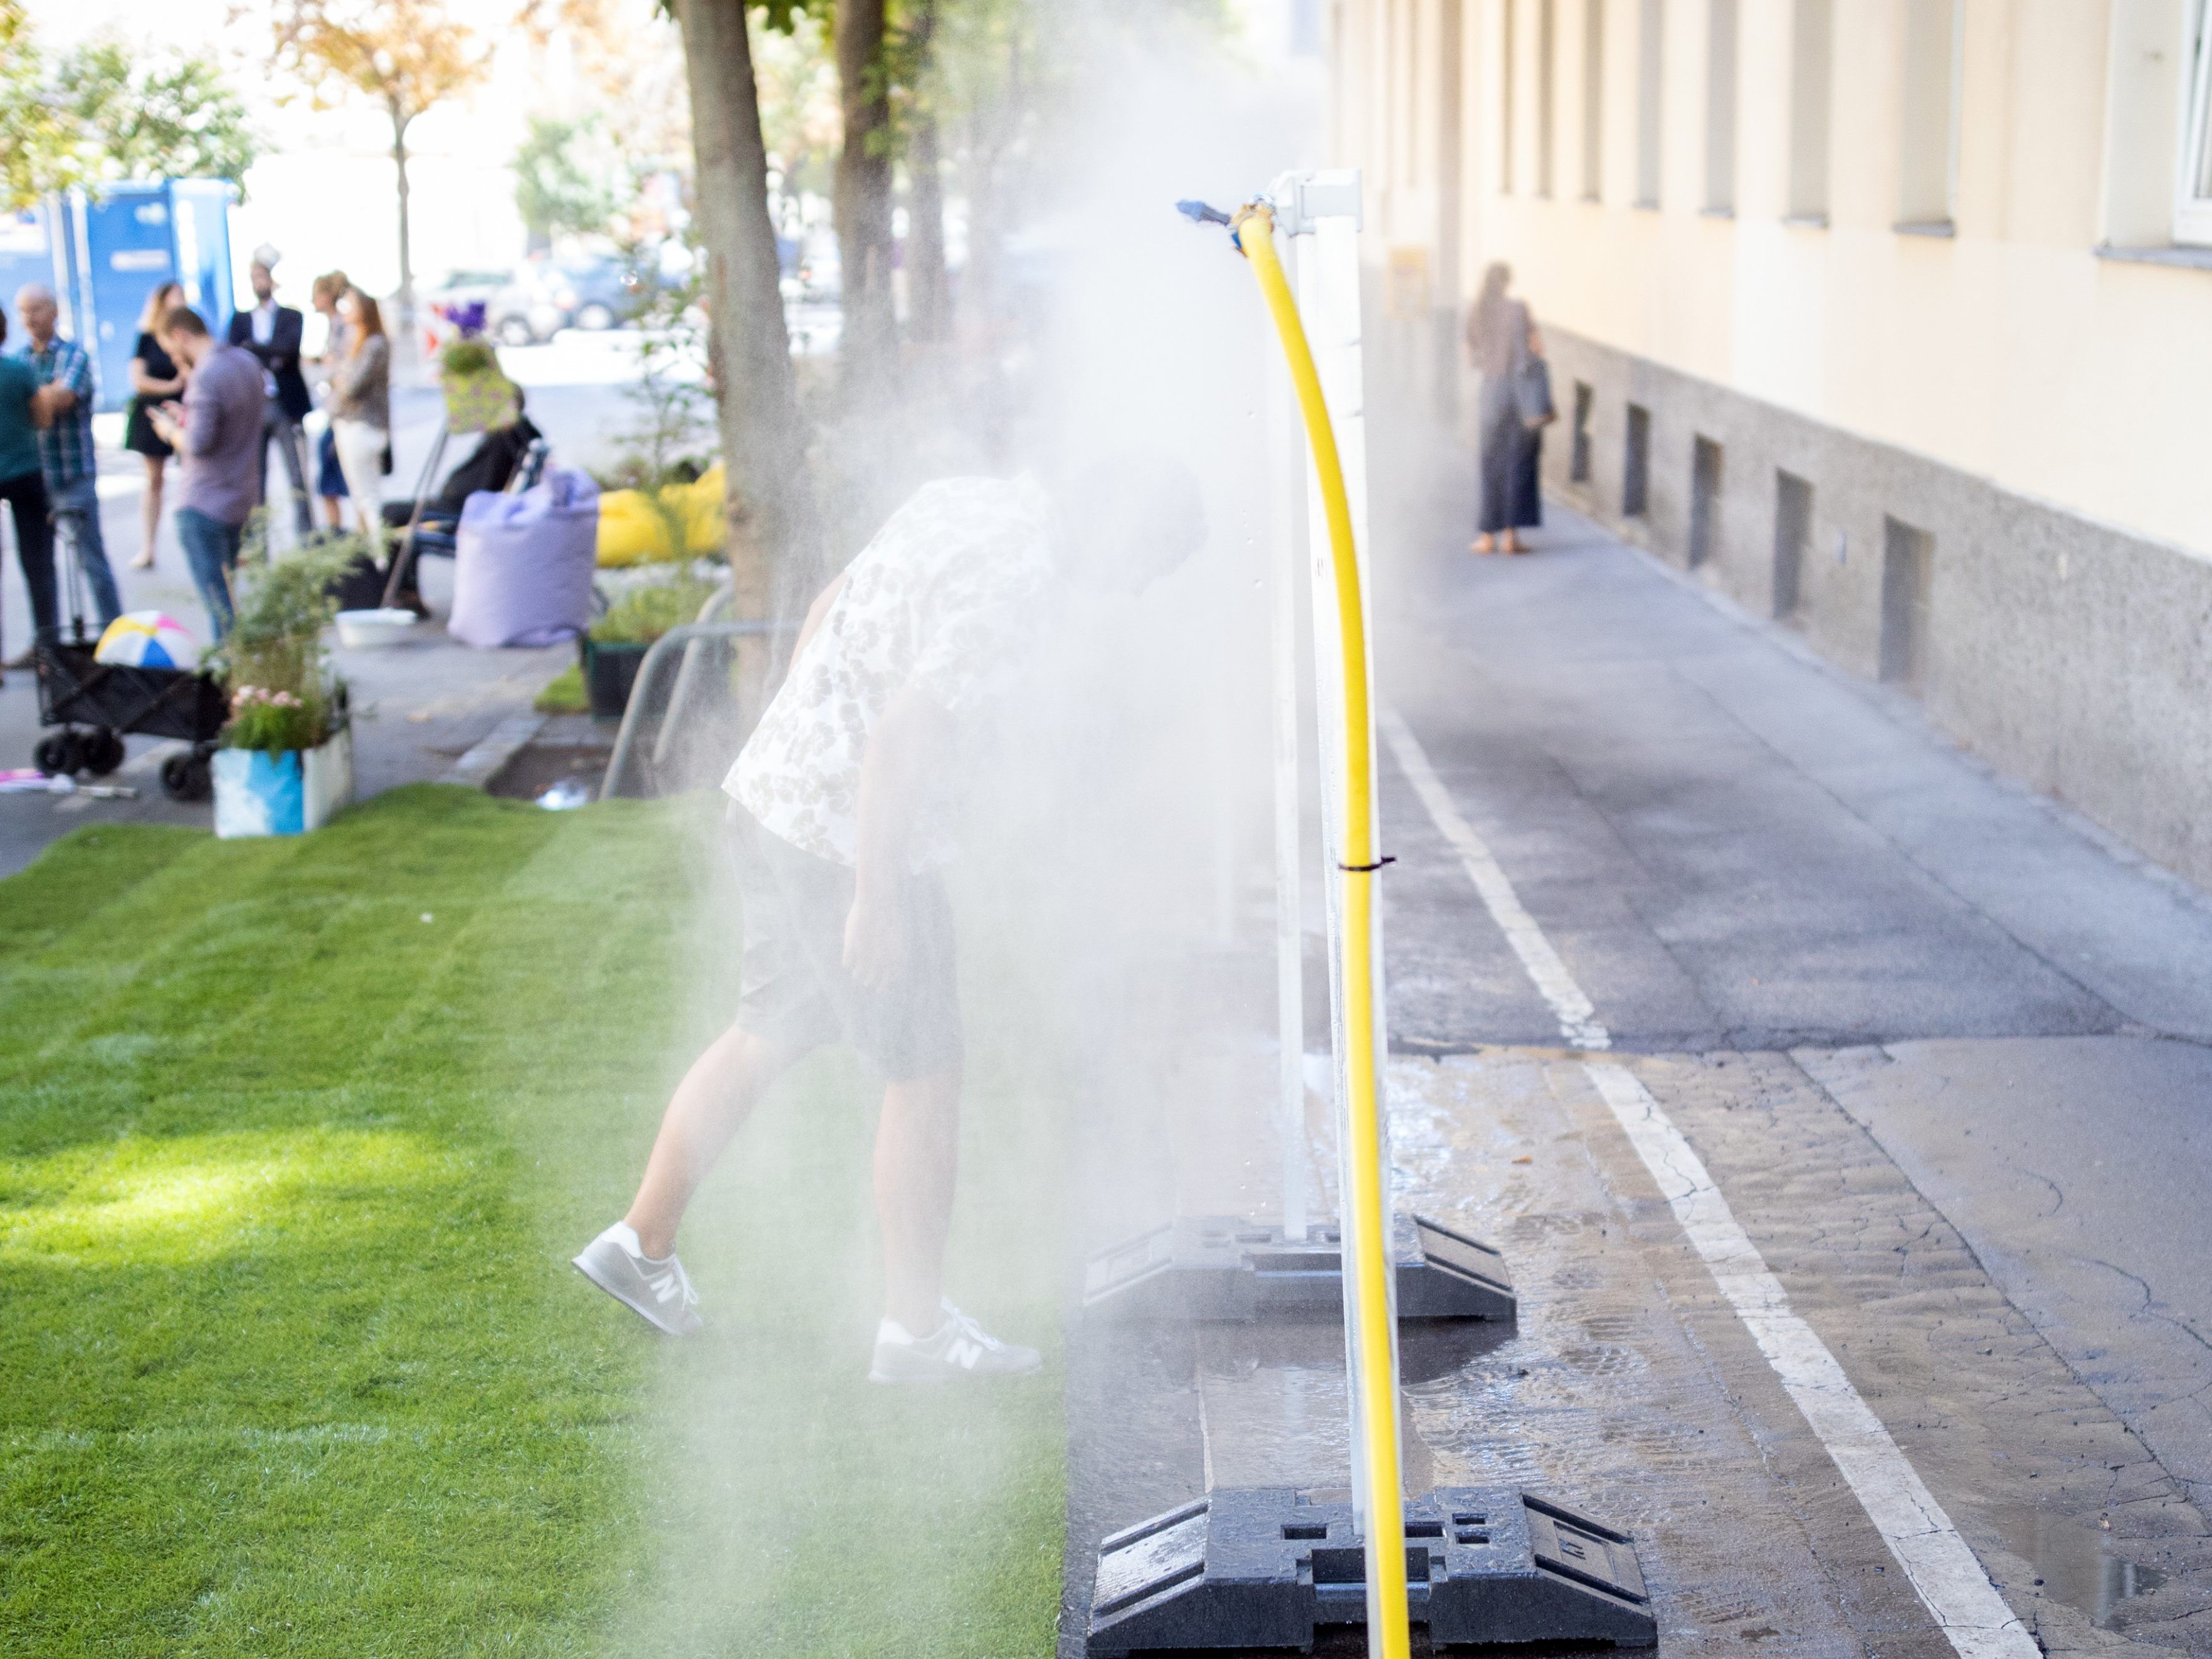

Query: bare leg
[322,497,345,531]
[132,457,163,569]
[1473,532,1494,554]
[1504,530,1525,554]
[623,1024,806,1257]
[874,1065,962,1332]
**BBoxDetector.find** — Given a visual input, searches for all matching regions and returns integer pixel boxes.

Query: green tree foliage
[0,4,259,209]
[0,3,74,208]
[754,0,831,30]
[52,41,262,194]
[514,115,620,247]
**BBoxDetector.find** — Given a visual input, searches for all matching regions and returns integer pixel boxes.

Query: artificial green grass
[533,663,589,715]
[0,787,1068,1656]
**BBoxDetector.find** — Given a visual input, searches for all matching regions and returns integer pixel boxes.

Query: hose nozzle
[1174,199,1233,227]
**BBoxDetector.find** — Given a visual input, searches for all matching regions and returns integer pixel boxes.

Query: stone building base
[1521,325,2212,892]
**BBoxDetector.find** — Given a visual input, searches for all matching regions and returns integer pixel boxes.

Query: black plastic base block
[1082,1214,1515,1322]
[1087,1487,1656,1653]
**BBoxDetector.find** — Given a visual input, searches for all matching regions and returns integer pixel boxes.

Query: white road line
[1378,709,1609,1049]
[1381,704,2038,1659]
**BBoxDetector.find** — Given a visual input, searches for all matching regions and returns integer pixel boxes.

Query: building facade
[1333,0,2212,887]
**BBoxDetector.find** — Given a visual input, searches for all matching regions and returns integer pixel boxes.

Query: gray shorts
[729,805,963,1080]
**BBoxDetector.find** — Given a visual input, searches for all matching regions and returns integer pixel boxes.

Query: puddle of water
[1984,1504,2168,1628]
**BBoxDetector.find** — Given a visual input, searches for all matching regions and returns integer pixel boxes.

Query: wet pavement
[1061,498,2212,1655]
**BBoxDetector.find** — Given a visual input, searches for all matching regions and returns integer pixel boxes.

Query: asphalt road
[1064,498,2212,1656]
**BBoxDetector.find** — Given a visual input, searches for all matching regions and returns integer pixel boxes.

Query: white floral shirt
[726,475,1055,867]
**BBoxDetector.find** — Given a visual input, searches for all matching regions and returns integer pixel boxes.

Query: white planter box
[212,725,354,839]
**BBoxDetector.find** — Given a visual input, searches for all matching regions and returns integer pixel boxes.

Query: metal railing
[599,618,794,801]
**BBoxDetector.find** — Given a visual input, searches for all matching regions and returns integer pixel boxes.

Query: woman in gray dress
[1466,262,1548,555]
[327,287,391,553]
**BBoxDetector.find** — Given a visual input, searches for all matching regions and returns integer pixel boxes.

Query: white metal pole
[1280,170,1403,1597]
[1268,288,1310,1247]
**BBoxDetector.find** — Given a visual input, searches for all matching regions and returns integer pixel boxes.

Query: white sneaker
[572,1222,702,1336]
[868,1300,1043,1382]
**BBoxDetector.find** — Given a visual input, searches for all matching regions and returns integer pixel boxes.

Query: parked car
[488,256,656,344]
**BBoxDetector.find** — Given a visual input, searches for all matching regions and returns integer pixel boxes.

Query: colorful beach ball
[94,611,199,671]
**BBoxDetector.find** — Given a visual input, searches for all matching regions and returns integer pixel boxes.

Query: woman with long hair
[327,287,391,550]
[307,270,352,532]
[122,280,187,570]
[1465,261,1548,555]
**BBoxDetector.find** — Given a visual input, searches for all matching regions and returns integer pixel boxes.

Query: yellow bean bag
[596,465,728,566]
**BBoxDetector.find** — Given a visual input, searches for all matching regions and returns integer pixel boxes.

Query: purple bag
[448,468,600,648]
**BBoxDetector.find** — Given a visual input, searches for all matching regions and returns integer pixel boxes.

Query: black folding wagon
[32,641,228,801]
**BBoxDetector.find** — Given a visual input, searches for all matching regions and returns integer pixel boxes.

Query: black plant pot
[581,638,648,719]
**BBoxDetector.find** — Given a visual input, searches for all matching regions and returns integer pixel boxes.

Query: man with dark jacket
[225,257,314,537]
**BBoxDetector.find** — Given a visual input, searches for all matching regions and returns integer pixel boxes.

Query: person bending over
[575,456,1204,1381]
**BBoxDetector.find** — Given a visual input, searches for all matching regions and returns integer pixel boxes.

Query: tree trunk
[391,103,416,327]
[833,0,896,401]
[907,112,949,345]
[675,0,817,624]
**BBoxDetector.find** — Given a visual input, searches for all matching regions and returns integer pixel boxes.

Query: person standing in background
[11,283,122,638]
[305,271,352,533]
[123,282,186,571]
[146,305,266,640]
[0,305,59,670]
[327,288,390,554]
[225,255,315,540]
[1465,261,1547,556]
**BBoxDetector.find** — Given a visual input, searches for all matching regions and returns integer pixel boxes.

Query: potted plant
[581,570,720,719]
[438,337,520,434]
[207,535,357,839]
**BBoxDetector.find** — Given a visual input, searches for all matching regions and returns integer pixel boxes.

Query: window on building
[1636,0,1665,207]
[1899,0,1962,230]
[1503,0,1519,192]
[1539,0,1558,196]
[1705,0,1738,213]
[1773,471,1813,619]
[1404,0,1422,188]
[1625,404,1652,515]
[2178,0,2212,245]
[1880,517,1937,688]
[1582,0,1605,199]
[1788,0,1832,222]
[1689,436,1724,566]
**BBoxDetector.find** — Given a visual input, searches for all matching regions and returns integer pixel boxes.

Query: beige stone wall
[1335,0,2212,564]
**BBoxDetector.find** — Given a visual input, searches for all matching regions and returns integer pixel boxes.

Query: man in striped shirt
[12,285,121,640]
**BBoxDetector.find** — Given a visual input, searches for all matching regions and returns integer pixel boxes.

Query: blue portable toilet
[38,180,239,411]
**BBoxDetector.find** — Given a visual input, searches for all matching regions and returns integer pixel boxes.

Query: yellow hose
[1233,201,1409,1659]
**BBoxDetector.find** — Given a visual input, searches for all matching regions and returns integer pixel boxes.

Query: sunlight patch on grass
[0,1128,450,1266]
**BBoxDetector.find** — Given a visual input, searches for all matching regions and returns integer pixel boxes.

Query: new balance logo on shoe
[572,1224,702,1337]
[868,1301,1043,1383]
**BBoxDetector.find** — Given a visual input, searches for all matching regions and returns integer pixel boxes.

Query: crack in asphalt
[2082,1256,2212,1364]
